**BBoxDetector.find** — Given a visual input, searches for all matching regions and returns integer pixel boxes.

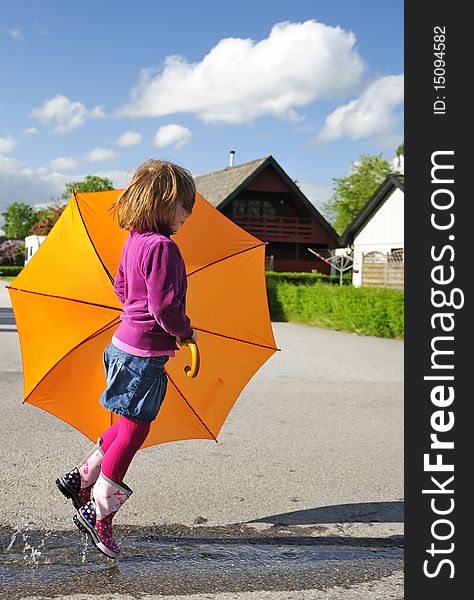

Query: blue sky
[0,0,403,227]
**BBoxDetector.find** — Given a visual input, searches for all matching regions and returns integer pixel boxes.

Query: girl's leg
[101,416,150,485]
[99,421,121,453]
[57,438,106,509]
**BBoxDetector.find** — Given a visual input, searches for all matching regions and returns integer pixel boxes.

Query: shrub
[266,275,404,339]
[0,240,24,266]
[0,265,23,277]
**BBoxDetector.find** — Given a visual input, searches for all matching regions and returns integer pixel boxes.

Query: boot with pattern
[73,472,132,558]
[56,439,104,509]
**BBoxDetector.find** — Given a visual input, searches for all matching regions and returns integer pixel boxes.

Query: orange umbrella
[8,191,277,448]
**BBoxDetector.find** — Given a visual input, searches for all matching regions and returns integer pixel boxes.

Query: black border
[405,3,468,596]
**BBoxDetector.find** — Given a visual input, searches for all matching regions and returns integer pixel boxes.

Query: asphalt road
[0,280,404,599]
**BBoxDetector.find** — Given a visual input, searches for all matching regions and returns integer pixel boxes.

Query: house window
[262,200,276,220]
[247,200,261,219]
[232,198,276,220]
[232,200,246,219]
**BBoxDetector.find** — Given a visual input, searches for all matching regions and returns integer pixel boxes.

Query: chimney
[229,150,235,167]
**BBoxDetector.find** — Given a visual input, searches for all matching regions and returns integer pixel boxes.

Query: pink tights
[98,416,150,485]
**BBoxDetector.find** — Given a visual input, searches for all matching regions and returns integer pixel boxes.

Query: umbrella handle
[183,341,200,378]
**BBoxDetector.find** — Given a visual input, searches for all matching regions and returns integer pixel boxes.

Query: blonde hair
[112,159,196,232]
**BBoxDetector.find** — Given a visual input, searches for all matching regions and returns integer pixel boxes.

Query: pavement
[0,279,404,599]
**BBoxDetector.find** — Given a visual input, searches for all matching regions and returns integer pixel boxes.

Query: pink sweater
[113,230,193,353]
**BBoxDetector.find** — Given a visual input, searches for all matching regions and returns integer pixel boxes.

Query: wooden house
[194,155,339,273]
[340,174,404,289]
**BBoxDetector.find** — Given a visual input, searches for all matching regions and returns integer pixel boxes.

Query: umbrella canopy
[8,191,277,448]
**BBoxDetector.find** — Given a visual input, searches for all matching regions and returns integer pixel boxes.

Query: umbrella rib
[23,316,121,404]
[165,372,218,443]
[193,326,279,351]
[74,192,115,285]
[7,286,122,312]
[187,242,267,277]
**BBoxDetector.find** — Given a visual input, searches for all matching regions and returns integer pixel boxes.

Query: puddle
[0,524,403,598]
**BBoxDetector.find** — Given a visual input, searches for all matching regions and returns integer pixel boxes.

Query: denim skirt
[99,343,169,423]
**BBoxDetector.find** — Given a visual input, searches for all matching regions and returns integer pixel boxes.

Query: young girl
[56,159,198,559]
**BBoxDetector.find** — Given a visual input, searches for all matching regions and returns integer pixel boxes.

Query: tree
[1,202,38,238]
[322,154,392,234]
[61,175,114,200]
[26,175,115,236]
[29,204,65,235]
[396,142,404,159]
[394,141,404,173]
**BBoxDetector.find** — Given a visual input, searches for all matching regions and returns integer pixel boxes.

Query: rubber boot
[73,472,132,559]
[56,438,104,509]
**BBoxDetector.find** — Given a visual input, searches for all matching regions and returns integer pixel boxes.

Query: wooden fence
[361,250,404,290]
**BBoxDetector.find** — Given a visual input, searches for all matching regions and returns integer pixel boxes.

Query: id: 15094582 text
[433,26,446,115]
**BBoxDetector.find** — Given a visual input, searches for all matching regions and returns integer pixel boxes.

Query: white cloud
[48,157,81,172]
[84,147,118,162]
[29,95,105,133]
[10,29,24,41]
[24,127,39,135]
[118,20,364,124]
[298,180,333,211]
[0,156,68,218]
[0,136,16,154]
[317,75,404,142]
[116,130,142,147]
[0,157,130,224]
[94,169,132,189]
[154,124,192,149]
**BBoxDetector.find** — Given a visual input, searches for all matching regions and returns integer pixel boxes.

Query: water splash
[81,534,89,563]
[5,525,21,551]
[3,520,53,565]
[22,529,52,564]
[23,540,41,564]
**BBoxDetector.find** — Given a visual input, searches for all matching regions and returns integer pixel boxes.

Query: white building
[340,174,404,288]
[24,235,47,265]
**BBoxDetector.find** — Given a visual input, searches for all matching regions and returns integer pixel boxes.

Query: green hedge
[0,265,23,277]
[266,271,351,285]
[266,275,404,339]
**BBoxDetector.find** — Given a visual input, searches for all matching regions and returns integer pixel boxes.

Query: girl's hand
[176,331,198,347]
